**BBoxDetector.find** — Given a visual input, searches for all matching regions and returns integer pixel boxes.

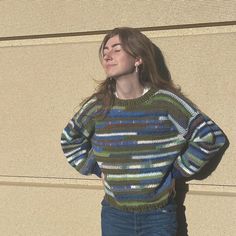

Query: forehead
[104,35,121,49]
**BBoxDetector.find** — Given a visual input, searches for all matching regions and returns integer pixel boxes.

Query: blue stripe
[108,110,167,118]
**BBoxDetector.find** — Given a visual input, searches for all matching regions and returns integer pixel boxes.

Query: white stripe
[62,130,72,141]
[157,90,197,116]
[158,116,168,121]
[132,151,178,160]
[137,135,184,145]
[83,129,90,138]
[191,121,206,140]
[96,132,137,137]
[214,130,222,136]
[76,98,97,117]
[189,164,199,172]
[104,182,115,197]
[104,180,111,190]
[199,147,219,154]
[107,172,162,179]
[64,147,81,157]
[176,156,194,175]
[67,150,87,162]
[130,183,160,189]
[207,120,213,125]
[162,142,185,149]
[69,120,75,128]
[168,114,187,134]
[194,132,212,142]
[74,158,84,166]
[98,160,173,170]
[104,187,115,197]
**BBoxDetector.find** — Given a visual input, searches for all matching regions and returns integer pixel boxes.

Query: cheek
[124,59,135,69]
[101,60,106,69]
[120,54,135,65]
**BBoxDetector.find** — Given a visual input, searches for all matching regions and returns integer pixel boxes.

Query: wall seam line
[0,175,235,197]
[0,21,236,42]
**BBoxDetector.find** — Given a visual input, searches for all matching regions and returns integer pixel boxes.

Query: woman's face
[101,35,136,79]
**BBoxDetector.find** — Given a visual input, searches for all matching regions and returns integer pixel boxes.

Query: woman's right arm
[60,98,101,177]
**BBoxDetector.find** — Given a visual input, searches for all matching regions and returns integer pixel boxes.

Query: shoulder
[74,97,100,120]
[153,89,198,117]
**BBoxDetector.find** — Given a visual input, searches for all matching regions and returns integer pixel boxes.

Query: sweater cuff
[172,167,184,179]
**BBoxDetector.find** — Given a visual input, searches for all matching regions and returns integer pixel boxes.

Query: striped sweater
[61,88,226,212]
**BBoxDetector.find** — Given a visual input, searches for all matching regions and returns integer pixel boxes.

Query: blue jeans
[101,199,177,236]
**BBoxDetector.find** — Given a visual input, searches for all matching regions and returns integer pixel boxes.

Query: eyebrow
[103,43,122,50]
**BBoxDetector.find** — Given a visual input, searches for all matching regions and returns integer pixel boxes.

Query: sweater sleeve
[60,98,101,178]
[160,90,227,179]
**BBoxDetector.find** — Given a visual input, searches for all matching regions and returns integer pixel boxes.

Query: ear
[135,57,143,66]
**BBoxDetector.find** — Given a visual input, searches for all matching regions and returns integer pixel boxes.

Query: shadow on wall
[175,135,230,236]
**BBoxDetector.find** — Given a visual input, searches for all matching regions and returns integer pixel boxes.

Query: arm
[60,98,101,178]
[160,90,228,178]
[172,112,227,178]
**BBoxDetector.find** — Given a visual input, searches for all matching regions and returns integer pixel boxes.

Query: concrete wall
[0,1,235,235]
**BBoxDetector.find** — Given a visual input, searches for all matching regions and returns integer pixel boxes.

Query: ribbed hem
[114,88,157,107]
[104,190,172,213]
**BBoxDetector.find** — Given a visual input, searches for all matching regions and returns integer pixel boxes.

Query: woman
[61,27,227,236]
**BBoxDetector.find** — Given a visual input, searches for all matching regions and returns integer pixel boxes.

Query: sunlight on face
[102,35,136,78]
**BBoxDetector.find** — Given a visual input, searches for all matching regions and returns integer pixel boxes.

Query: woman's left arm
[160,90,228,178]
[172,112,227,178]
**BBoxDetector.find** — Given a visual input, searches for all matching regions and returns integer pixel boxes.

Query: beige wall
[0,1,235,235]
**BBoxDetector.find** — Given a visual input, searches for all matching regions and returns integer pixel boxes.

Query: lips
[105,64,117,71]
[106,64,116,67]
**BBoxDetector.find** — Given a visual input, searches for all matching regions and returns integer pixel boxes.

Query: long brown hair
[81,27,182,114]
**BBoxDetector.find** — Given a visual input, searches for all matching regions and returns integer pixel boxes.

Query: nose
[103,50,113,61]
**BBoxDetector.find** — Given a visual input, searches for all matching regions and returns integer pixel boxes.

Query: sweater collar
[113,87,157,107]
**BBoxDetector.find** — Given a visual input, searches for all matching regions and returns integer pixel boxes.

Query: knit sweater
[61,88,226,212]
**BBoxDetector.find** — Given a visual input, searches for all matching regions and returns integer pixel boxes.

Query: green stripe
[188,153,206,166]
[154,94,192,118]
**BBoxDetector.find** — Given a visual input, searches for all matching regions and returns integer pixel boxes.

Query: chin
[106,72,119,78]
[105,69,133,79]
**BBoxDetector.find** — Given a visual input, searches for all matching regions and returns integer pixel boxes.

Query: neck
[115,74,144,99]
